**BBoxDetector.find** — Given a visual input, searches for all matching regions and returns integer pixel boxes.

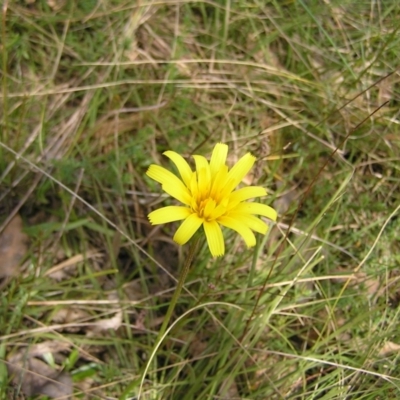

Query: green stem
[156,236,200,343]
[124,237,201,400]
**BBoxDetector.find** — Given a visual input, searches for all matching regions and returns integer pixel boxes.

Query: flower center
[197,198,215,220]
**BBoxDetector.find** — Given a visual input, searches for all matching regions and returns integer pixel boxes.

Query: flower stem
[132,237,202,399]
[155,236,201,344]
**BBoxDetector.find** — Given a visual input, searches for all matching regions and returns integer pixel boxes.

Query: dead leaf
[51,306,123,336]
[45,250,102,281]
[92,113,142,154]
[378,341,400,357]
[333,270,381,298]
[354,271,380,297]
[47,0,66,11]
[188,335,208,357]
[273,182,298,215]
[51,307,91,332]
[7,344,73,399]
[90,310,122,334]
[218,378,239,399]
[122,279,146,301]
[0,214,28,282]
[377,74,394,104]
[26,341,71,359]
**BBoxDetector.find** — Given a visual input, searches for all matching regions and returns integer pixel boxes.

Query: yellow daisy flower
[146,143,277,257]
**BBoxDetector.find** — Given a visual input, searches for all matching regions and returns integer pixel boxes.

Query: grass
[1,0,400,399]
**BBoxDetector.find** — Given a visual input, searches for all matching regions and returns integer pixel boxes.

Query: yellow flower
[146,143,277,257]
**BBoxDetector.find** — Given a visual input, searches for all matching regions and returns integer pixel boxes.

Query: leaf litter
[7,341,73,399]
[0,214,28,289]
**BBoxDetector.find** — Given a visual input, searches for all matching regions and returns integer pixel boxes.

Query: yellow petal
[225,212,268,234]
[228,186,266,208]
[233,202,277,221]
[218,216,256,247]
[147,165,192,205]
[226,153,256,189]
[147,164,179,185]
[173,213,203,245]
[148,206,191,225]
[204,220,225,257]
[210,143,228,177]
[204,198,216,218]
[210,165,228,200]
[209,204,227,220]
[197,167,210,197]
[162,181,192,206]
[193,155,209,174]
[190,171,199,201]
[163,151,193,187]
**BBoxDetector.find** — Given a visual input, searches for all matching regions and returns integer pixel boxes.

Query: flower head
[146,143,277,257]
